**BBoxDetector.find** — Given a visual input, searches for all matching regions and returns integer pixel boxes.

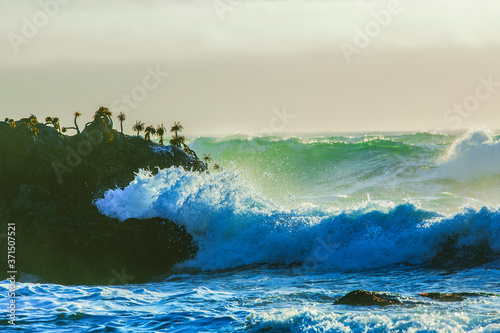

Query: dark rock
[430,236,495,269]
[334,290,402,306]
[419,292,464,302]
[0,116,201,285]
[419,292,499,301]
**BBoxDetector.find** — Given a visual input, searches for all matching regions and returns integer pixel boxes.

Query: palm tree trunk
[74,117,80,134]
[120,121,124,134]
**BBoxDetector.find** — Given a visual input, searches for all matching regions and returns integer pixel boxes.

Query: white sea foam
[246,307,500,333]
[436,128,500,181]
[95,167,500,271]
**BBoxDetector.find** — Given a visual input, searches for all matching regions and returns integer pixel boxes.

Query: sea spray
[436,128,500,181]
[95,166,500,271]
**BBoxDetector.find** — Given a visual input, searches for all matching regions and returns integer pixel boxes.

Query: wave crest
[437,128,500,181]
[95,167,500,271]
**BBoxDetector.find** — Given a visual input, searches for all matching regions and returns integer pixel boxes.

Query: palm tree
[144,125,156,141]
[132,120,145,136]
[169,135,185,147]
[117,112,126,133]
[170,121,183,138]
[156,123,166,145]
[182,142,203,171]
[51,117,61,132]
[29,114,38,125]
[203,154,212,168]
[213,163,221,171]
[73,111,81,134]
[44,116,63,132]
[92,106,113,129]
[62,112,82,134]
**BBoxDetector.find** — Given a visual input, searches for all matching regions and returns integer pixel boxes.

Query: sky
[2,0,500,136]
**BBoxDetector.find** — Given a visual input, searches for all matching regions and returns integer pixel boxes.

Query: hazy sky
[2,0,500,135]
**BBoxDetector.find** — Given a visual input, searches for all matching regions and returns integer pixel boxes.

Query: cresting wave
[435,128,500,181]
[183,129,500,212]
[95,165,500,272]
[188,129,500,183]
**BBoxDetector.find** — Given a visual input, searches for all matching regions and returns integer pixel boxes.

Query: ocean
[2,128,500,332]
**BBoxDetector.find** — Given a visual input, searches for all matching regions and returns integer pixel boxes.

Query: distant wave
[95,167,500,271]
[436,128,500,181]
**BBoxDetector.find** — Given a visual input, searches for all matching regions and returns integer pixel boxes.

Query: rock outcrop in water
[0,116,202,285]
[419,292,465,302]
[334,290,403,306]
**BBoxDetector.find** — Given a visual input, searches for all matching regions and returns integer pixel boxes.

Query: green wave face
[189,130,500,213]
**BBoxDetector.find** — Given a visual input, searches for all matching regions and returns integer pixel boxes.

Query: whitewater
[2,128,500,332]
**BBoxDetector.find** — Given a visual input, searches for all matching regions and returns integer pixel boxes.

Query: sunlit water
[2,267,500,332]
[2,129,500,332]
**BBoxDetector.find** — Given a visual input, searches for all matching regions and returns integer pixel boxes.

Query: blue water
[2,129,500,331]
[2,268,500,332]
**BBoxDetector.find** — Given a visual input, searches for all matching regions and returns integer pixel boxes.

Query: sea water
[2,128,500,332]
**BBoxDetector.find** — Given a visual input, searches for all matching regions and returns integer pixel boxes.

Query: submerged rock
[334,290,403,306]
[418,292,499,302]
[419,292,464,302]
[430,236,496,269]
[0,117,201,285]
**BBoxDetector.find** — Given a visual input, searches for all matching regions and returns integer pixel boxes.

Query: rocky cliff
[0,116,201,285]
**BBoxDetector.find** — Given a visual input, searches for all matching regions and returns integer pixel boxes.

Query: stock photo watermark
[6,222,17,325]
[51,128,104,184]
[213,0,242,21]
[442,74,500,128]
[339,0,404,64]
[260,107,296,135]
[7,0,72,53]
[293,234,340,274]
[108,267,135,285]
[110,65,169,114]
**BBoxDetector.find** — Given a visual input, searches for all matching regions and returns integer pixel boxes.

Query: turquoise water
[3,128,500,332]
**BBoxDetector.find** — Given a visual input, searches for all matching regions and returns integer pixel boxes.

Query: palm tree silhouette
[203,154,212,168]
[156,123,166,145]
[93,106,113,129]
[170,122,183,138]
[182,142,203,171]
[213,163,222,171]
[62,112,82,134]
[45,116,60,131]
[52,117,61,132]
[73,111,81,134]
[117,112,126,134]
[84,106,113,130]
[144,125,156,141]
[6,118,15,128]
[132,120,145,137]
[169,135,185,147]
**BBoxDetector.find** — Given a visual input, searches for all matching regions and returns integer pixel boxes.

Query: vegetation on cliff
[0,107,207,285]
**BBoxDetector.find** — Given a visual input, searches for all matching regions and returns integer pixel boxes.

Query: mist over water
[95,128,500,272]
[188,128,500,212]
